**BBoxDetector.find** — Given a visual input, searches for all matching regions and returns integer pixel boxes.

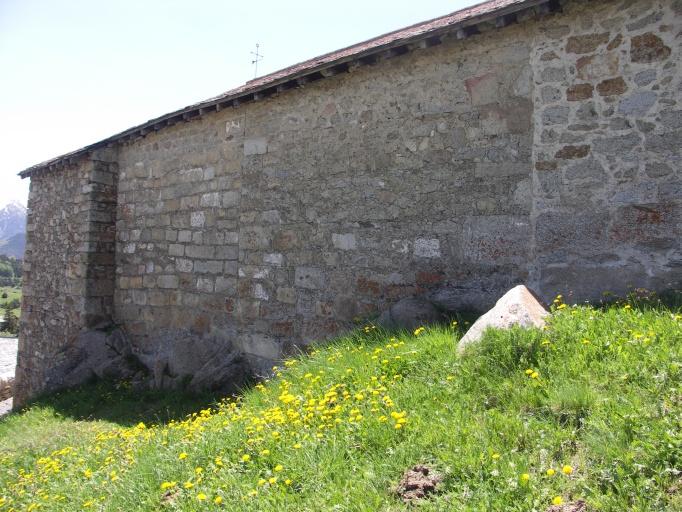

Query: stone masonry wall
[16,0,682,402]
[14,151,117,406]
[114,18,536,383]
[530,0,682,300]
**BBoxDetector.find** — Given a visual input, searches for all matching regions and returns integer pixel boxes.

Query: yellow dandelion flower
[525,369,534,375]
[183,481,194,489]
[214,496,223,505]
[293,443,302,449]
[241,454,251,462]
[531,371,539,379]
[197,492,207,501]
[258,478,267,486]
[520,473,530,482]
[546,468,556,476]
[552,496,564,506]
[562,465,573,475]
[178,452,188,460]
[274,464,284,472]
[268,477,278,484]
[160,481,177,490]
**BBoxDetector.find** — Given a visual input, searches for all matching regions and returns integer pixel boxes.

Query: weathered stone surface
[597,77,627,96]
[566,33,610,54]
[332,233,357,251]
[243,138,268,156]
[630,33,671,63]
[576,53,619,80]
[555,145,590,160]
[294,267,325,290]
[457,285,548,353]
[541,85,562,103]
[377,297,443,331]
[543,106,570,125]
[618,92,658,117]
[567,84,593,101]
[44,327,135,391]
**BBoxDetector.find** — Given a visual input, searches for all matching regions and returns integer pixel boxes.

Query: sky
[0,0,479,208]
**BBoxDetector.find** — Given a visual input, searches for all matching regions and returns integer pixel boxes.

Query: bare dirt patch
[161,489,180,505]
[395,464,442,503]
[546,499,588,512]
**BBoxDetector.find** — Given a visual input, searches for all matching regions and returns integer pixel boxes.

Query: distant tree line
[0,255,21,287]
[1,303,18,335]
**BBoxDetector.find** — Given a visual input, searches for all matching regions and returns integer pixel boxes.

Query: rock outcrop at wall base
[377,297,445,331]
[42,326,253,396]
[134,329,250,393]
[457,285,549,354]
[44,326,136,392]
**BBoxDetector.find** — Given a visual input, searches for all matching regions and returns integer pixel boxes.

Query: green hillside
[0,233,26,260]
[0,296,680,511]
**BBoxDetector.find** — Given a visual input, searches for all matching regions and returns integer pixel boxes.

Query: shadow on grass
[12,290,678,428]
[586,288,682,313]
[16,381,226,427]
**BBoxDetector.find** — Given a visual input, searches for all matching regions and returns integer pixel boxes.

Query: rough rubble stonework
[14,0,682,406]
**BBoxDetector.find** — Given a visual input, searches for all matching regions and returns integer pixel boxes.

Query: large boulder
[377,297,444,331]
[457,285,549,353]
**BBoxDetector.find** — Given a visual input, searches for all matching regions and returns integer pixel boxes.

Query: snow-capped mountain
[0,201,26,241]
[0,202,26,258]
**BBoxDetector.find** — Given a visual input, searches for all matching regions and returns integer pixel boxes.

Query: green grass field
[0,286,21,320]
[0,296,680,511]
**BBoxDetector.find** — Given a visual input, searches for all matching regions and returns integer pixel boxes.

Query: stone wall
[114,15,536,383]
[14,151,117,405]
[15,0,682,404]
[530,0,682,300]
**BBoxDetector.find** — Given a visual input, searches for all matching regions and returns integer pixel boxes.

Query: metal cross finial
[251,43,264,78]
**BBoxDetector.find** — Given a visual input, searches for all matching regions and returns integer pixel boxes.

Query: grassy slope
[0,299,680,511]
[0,286,21,319]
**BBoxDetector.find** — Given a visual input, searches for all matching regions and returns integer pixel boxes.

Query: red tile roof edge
[20,0,552,178]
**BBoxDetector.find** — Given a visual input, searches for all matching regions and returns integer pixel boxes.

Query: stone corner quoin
[13,0,682,406]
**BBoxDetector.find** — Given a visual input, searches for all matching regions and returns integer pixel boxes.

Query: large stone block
[244,138,268,156]
[294,267,325,290]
